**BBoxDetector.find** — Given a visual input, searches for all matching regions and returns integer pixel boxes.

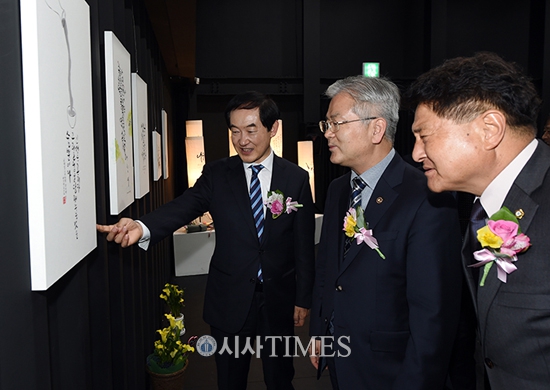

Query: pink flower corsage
[469,206,531,286]
[264,190,302,219]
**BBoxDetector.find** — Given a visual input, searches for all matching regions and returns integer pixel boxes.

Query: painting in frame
[20,0,97,290]
[131,73,149,198]
[104,31,134,214]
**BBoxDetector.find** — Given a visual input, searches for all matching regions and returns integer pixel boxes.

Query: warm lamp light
[272,119,283,157]
[186,120,203,137]
[229,129,237,156]
[297,140,315,202]
[185,136,205,187]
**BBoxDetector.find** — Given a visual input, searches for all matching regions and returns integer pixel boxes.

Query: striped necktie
[344,176,367,256]
[250,165,265,282]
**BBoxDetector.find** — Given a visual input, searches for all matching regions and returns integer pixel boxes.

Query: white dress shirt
[479,139,538,217]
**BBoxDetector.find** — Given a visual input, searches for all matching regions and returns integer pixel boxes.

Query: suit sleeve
[392,192,463,390]
[139,164,213,246]
[293,171,316,309]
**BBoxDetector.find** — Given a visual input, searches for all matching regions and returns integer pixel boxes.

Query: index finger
[96,224,114,233]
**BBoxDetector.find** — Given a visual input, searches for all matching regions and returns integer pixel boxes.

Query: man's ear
[269,119,279,138]
[480,110,506,150]
[371,118,387,144]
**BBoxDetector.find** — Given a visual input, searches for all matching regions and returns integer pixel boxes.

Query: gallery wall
[2,0,550,389]
[1,0,182,389]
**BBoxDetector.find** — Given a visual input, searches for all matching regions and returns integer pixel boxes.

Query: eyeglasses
[318,117,378,133]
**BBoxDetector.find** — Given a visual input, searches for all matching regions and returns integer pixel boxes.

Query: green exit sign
[363,62,380,78]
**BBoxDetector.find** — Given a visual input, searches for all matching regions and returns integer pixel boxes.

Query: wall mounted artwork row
[20,0,167,290]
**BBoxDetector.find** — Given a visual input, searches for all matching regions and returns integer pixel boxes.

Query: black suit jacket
[310,153,463,389]
[141,155,315,334]
[462,140,550,389]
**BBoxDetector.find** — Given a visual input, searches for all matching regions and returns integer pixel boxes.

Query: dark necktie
[343,176,367,257]
[250,165,265,282]
[468,198,487,284]
[468,199,487,253]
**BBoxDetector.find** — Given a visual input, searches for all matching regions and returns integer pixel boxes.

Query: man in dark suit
[407,52,550,389]
[97,91,315,390]
[309,76,463,389]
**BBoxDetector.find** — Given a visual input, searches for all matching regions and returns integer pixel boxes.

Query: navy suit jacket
[310,153,463,389]
[141,155,315,334]
[463,140,550,389]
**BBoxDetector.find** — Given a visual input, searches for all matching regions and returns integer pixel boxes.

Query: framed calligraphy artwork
[104,31,135,214]
[20,0,97,290]
[131,73,149,198]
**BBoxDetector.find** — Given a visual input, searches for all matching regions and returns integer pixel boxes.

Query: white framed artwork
[152,130,162,181]
[162,109,170,179]
[131,73,149,198]
[104,31,134,214]
[20,0,97,290]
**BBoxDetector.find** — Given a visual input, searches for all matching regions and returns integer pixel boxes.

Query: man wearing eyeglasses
[309,76,463,389]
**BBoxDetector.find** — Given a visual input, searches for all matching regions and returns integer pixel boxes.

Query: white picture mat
[20,0,97,290]
[104,31,134,214]
[152,130,162,181]
[162,109,170,179]
[131,73,149,198]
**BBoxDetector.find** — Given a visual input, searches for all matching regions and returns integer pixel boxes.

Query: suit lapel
[477,141,550,339]
[337,173,352,270]
[340,156,402,273]
[262,156,288,248]
[461,237,479,314]
[228,157,259,242]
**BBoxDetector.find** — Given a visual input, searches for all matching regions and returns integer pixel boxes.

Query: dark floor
[174,274,486,390]
[174,274,333,390]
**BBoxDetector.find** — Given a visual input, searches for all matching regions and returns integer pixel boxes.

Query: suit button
[485,358,494,369]
[336,285,343,291]
[250,278,256,283]
[324,318,328,323]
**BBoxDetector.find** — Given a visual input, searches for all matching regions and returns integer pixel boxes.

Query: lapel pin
[376,197,383,204]
[515,209,524,219]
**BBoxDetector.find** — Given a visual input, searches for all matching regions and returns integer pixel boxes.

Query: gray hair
[326,76,400,142]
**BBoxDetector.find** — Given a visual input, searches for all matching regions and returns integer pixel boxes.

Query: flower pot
[147,359,188,390]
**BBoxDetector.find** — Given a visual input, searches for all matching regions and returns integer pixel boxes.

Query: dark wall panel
[320,0,426,80]
[446,0,530,68]
[0,0,44,389]
[196,0,301,78]
[0,0,180,389]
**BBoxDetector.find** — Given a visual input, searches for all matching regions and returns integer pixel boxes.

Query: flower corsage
[469,206,531,286]
[264,190,303,219]
[343,206,385,259]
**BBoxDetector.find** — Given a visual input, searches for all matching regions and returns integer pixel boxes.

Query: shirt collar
[243,148,274,173]
[351,148,395,189]
[480,138,537,217]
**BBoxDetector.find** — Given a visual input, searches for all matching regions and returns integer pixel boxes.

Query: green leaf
[489,206,517,223]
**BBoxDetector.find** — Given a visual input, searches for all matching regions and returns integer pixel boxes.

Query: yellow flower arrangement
[146,313,196,374]
[160,283,185,317]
